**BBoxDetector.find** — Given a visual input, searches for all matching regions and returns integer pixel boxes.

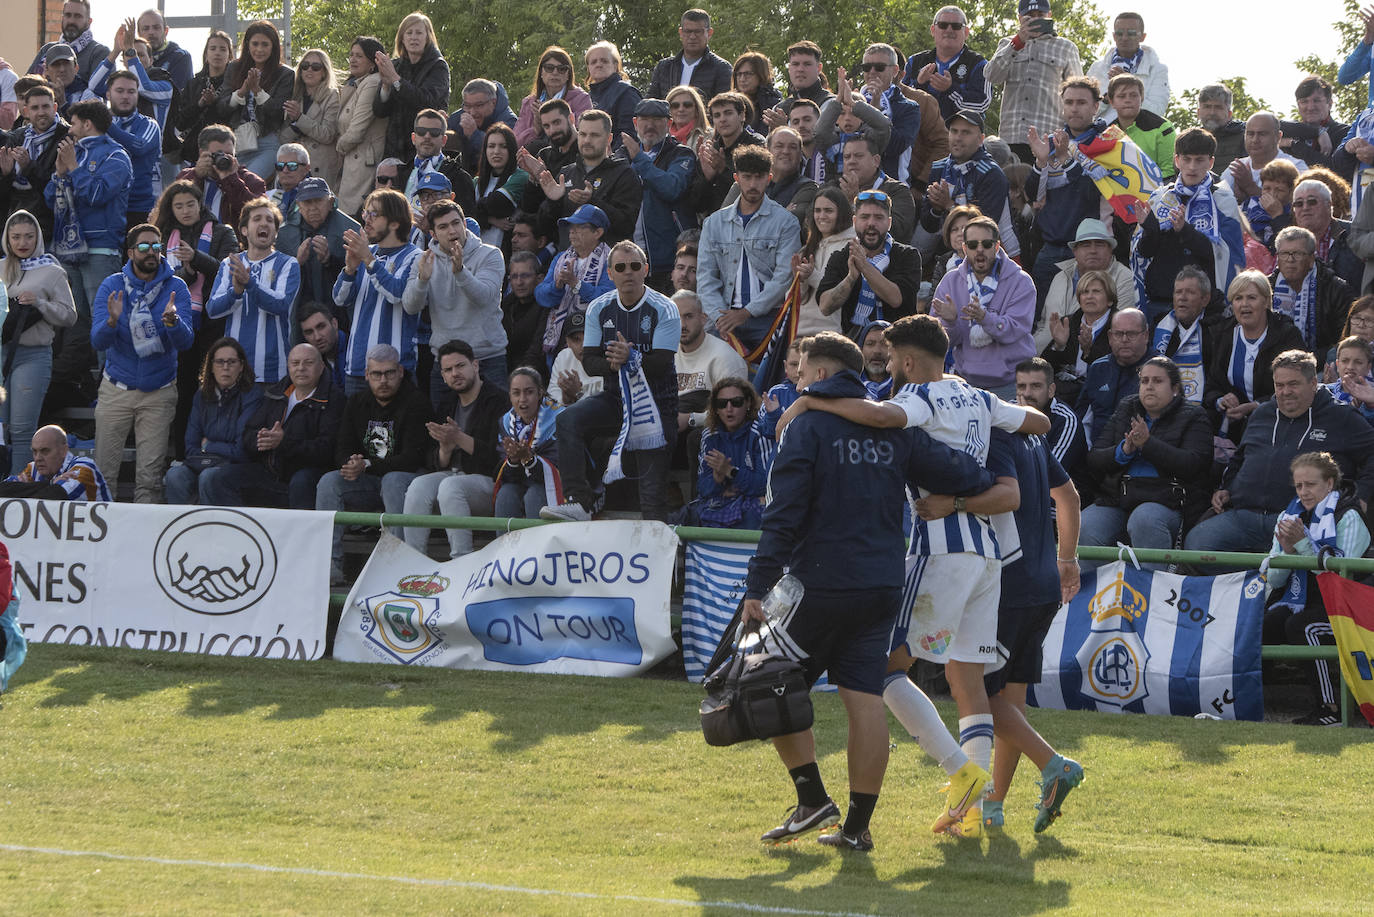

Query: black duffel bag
[700,623,813,747]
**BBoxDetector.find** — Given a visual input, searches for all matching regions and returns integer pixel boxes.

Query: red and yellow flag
[1315,573,1374,727]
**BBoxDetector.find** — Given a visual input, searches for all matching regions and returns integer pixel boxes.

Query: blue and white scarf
[65,29,94,56]
[495,399,564,508]
[50,176,87,261]
[13,122,60,191]
[407,153,444,196]
[864,375,893,400]
[604,349,666,484]
[1152,311,1204,402]
[19,253,61,271]
[1273,490,1341,612]
[1132,175,1221,305]
[1109,48,1144,73]
[1228,325,1265,402]
[203,179,224,221]
[1272,267,1318,350]
[851,234,893,327]
[124,272,169,358]
[964,258,1000,349]
[543,242,609,353]
[1347,104,1374,214]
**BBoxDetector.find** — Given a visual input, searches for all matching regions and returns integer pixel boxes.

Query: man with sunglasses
[90,222,194,502]
[903,6,991,123]
[645,8,733,104]
[1086,12,1170,120]
[267,142,310,215]
[857,44,921,185]
[542,240,681,523]
[176,123,267,229]
[818,189,920,338]
[397,108,476,218]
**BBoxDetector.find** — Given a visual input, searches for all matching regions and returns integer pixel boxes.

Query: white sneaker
[539,501,590,522]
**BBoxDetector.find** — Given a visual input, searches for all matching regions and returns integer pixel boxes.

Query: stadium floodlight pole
[158,0,293,58]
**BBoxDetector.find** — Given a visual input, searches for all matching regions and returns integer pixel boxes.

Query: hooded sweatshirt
[401,229,507,361]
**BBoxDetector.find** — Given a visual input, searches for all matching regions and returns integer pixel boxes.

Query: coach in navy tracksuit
[743,331,994,852]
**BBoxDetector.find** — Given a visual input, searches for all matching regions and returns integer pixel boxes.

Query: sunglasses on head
[855,190,889,203]
[133,242,163,253]
[859,62,889,72]
[934,20,965,29]
[413,126,445,138]
[714,395,747,409]
[611,260,643,273]
[299,60,326,71]
[964,238,997,250]
[374,176,395,185]
[276,161,304,172]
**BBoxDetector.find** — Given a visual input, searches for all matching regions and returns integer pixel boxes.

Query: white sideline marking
[0,843,878,916]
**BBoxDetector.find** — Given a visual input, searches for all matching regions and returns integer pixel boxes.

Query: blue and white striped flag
[1028,562,1265,721]
[682,540,753,682]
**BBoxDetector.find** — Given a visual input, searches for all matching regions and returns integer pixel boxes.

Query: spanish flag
[1075,124,1165,225]
[1315,573,1374,727]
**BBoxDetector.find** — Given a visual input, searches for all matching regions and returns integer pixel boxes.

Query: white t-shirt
[549,348,603,408]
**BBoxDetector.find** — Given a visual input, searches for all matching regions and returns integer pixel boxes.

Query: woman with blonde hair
[585,41,641,143]
[665,85,708,156]
[282,47,341,189]
[373,11,450,160]
[514,46,591,147]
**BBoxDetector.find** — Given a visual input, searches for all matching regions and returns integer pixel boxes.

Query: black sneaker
[760,799,841,845]
[1294,707,1341,727]
[818,827,874,852]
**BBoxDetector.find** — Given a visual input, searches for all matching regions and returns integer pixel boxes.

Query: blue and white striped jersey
[207,251,300,383]
[333,244,422,374]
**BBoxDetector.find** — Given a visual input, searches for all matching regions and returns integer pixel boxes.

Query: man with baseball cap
[917,109,1019,261]
[622,98,697,291]
[985,0,1083,164]
[40,44,84,113]
[411,169,455,247]
[277,176,360,308]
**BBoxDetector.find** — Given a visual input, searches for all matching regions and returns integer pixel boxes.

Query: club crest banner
[1028,561,1265,720]
[7,499,332,659]
[334,522,679,676]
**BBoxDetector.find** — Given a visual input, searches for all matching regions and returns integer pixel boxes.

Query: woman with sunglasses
[792,186,853,336]
[176,30,234,167]
[681,377,772,529]
[585,41,641,144]
[473,123,528,250]
[219,20,294,180]
[336,35,389,216]
[514,46,591,148]
[151,179,239,456]
[282,48,341,190]
[664,86,709,157]
[0,211,76,476]
[732,52,781,135]
[164,337,263,505]
[493,366,562,519]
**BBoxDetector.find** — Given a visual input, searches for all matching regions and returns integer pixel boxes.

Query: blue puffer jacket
[185,384,265,463]
[91,258,194,390]
[628,135,697,274]
[745,370,994,598]
[43,132,132,253]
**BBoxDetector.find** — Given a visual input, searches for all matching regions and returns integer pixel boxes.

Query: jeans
[94,378,177,503]
[344,374,367,398]
[1,343,54,474]
[238,132,282,182]
[1183,507,1282,570]
[555,391,674,522]
[427,353,509,414]
[61,252,122,325]
[402,470,495,557]
[199,462,322,509]
[494,478,549,519]
[164,462,201,504]
[1078,501,1182,571]
[315,469,413,565]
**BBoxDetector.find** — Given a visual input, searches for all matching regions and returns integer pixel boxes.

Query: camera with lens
[210,151,233,171]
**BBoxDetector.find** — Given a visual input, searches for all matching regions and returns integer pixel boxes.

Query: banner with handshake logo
[4,500,331,660]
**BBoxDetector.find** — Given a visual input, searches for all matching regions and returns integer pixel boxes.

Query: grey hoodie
[401,229,507,361]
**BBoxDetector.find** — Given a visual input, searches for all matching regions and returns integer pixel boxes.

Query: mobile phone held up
[1029,18,1057,37]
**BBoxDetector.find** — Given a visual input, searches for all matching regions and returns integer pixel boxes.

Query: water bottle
[760,574,805,624]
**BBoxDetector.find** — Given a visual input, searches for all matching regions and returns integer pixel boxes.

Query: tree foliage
[1166,77,1273,132]
[1292,0,1368,123]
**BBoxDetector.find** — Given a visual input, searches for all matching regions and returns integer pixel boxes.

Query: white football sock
[883,672,966,775]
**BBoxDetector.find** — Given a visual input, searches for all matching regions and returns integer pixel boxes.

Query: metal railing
[327,513,1370,725]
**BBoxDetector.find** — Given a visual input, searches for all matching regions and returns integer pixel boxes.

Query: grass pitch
[1,645,1372,916]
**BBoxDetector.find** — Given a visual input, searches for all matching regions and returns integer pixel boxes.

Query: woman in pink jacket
[513,47,592,148]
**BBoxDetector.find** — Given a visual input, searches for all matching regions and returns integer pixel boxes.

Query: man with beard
[1015,356,1090,501]
[622,98,697,290]
[91,223,193,502]
[720,126,818,226]
[276,176,361,308]
[535,109,642,249]
[135,9,192,90]
[1,85,69,240]
[903,6,992,122]
[918,110,1018,261]
[671,243,698,293]
[675,289,747,433]
[396,108,476,217]
[697,145,802,351]
[859,320,892,400]
[175,124,267,229]
[833,134,917,246]
[817,190,920,338]
[104,69,162,226]
[207,197,300,383]
[333,187,422,395]
[1196,84,1246,176]
[786,100,827,184]
[515,99,578,225]
[29,1,110,88]
[298,302,350,389]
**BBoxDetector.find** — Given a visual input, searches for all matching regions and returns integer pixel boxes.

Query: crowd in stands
[2,2,1374,638]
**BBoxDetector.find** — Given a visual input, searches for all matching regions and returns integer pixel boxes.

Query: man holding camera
[175,123,267,229]
[984,0,1083,164]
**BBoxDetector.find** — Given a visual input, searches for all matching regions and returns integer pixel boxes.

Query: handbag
[700,621,813,747]
[234,118,261,154]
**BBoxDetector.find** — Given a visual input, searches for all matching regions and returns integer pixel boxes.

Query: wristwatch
[953,496,967,513]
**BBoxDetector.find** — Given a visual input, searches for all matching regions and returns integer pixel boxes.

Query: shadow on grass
[672,831,1072,914]
[19,644,705,752]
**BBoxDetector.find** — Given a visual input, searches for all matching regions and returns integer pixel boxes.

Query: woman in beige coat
[282,47,342,190]
[336,36,388,216]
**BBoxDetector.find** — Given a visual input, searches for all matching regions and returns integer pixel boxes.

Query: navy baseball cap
[559,204,609,231]
[945,109,985,132]
[1019,0,1051,13]
[295,176,331,201]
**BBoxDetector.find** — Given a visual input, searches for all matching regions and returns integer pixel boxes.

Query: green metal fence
[328,513,1371,725]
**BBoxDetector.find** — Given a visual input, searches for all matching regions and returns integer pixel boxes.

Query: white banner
[335,522,679,676]
[8,499,332,660]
